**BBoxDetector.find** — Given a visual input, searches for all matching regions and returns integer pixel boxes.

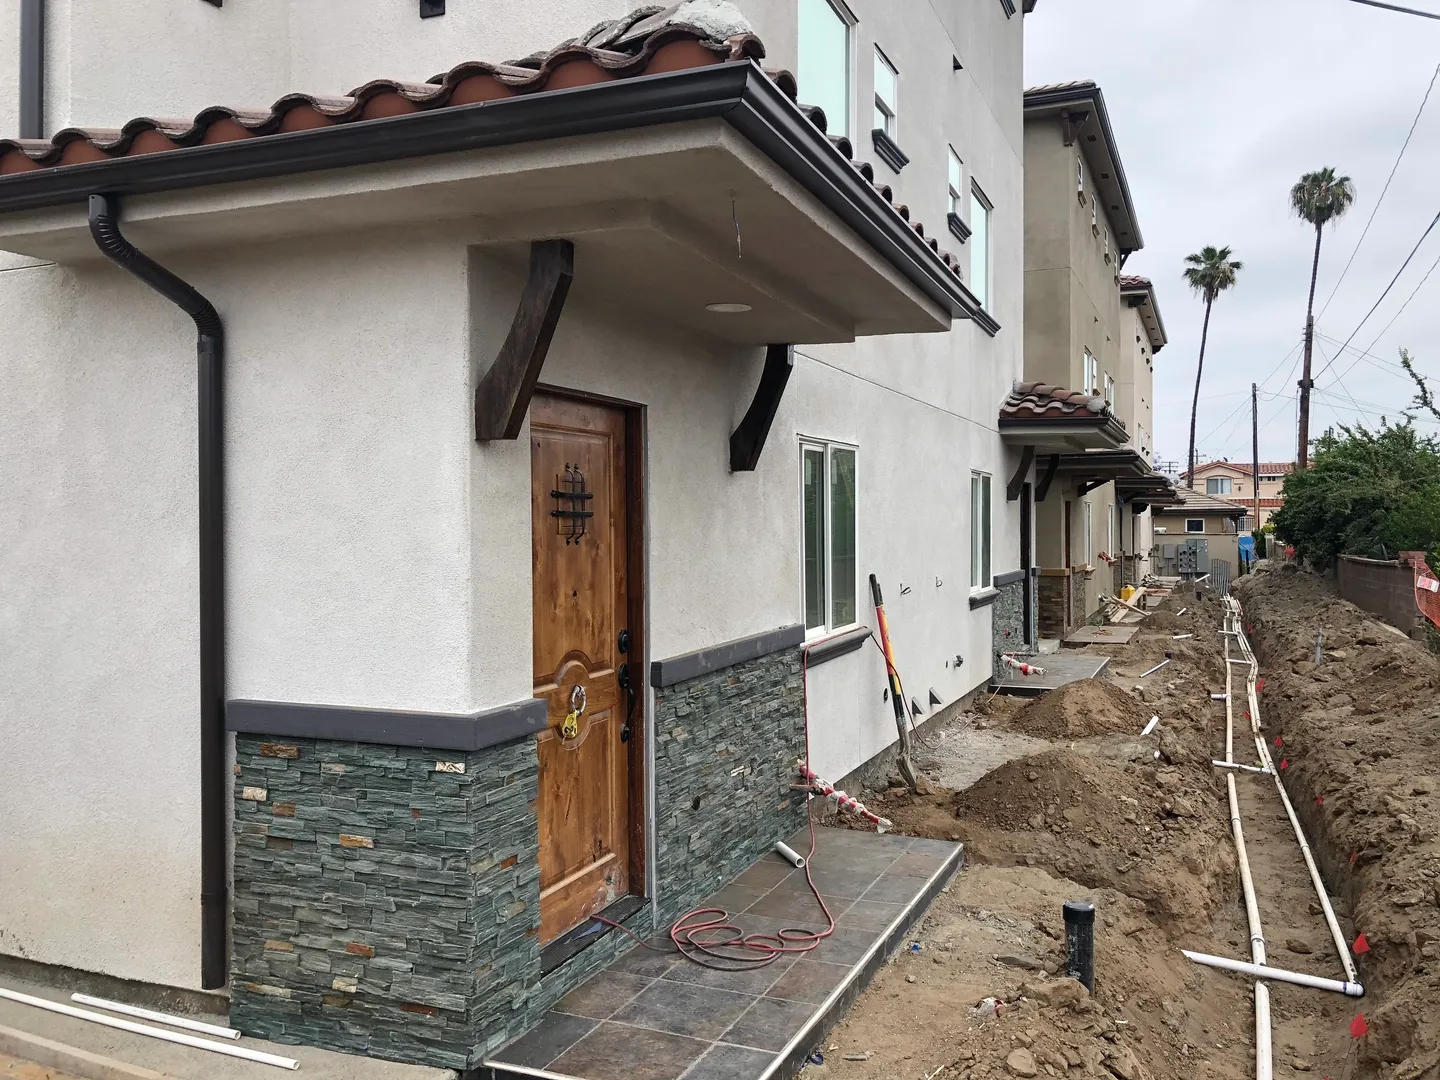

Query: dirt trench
[819,574,1436,1080]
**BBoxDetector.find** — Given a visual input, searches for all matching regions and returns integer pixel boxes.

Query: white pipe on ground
[1181,950,1365,997]
[1142,717,1159,737]
[70,994,240,1039]
[1227,603,1359,985]
[1139,658,1171,678]
[1222,622,1272,1080]
[0,988,298,1070]
[1211,760,1272,775]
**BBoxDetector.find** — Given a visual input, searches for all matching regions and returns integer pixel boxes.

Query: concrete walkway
[0,976,455,1080]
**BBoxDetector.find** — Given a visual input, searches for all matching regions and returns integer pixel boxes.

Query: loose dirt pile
[1236,566,1440,1076]
[993,679,1152,740]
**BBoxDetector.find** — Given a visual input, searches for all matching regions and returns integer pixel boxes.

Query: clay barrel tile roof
[999,380,1112,421]
[0,0,960,286]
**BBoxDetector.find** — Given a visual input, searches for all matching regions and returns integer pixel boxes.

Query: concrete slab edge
[0,1022,178,1080]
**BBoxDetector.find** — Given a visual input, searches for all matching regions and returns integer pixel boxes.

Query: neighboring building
[0,0,1034,1071]
[1018,81,1175,638]
[1183,461,1294,529]
[1153,488,1250,580]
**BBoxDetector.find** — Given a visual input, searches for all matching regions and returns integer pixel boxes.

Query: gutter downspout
[88,194,228,990]
[20,0,44,139]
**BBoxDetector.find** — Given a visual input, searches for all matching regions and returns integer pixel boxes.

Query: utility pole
[1251,382,1260,538]
[1297,319,1314,469]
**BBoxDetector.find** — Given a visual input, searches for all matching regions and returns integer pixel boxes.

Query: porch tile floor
[991,649,1111,695]
[484,826,963,1080]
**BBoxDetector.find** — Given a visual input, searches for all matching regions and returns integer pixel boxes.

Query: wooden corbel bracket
[1006,445,1035,502]
[474,239,574,441]
[730,344,795,472]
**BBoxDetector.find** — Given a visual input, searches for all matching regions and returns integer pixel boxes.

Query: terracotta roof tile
[999,380,1119,423]
[1183,461,1295,478]
[1118,275,1152,288]
[1157,488,1250,515]
[1022,79,1098,97]
[0,1,962,287]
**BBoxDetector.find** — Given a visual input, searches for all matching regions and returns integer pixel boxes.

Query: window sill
[804,625,872,667]
[972,306,1001,337]
[992,569,1027,587]
[947,212,971,244]
[968,587,1000,609]
[871,128,910,174]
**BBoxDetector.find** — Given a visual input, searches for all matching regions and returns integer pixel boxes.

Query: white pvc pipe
[0,988,298,1070]
[70,994,240,1039]
[1139,658,1171,678]
[774,841,806,868]
[1141,717,1159,736]
[1211,760,1272,775]
[1227,602,1359,984]
[1182,950,1365,997]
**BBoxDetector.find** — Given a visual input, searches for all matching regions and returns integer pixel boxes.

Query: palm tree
[1183,246,1243,488]
[1291,167,1356,468]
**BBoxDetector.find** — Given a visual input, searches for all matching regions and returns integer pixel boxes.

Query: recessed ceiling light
[706,302,752,314]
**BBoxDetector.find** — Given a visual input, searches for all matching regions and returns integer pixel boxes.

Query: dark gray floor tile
[808,924,882,966]
[770,866,886,900]
[859,872,929,905]
[610,939,684,978]
[906,836,961,856]
[680,1042,778,1080]
[612,979,756,1041]
[841,899,906,931]
[494,1011,597,1069]
[888,852,948,879]
[721,995,819,1052]
[745,887,851,922]
[663,951,795,995]
[734,860,795,890]
[553,970,655,1020]
[702,883,769,913]
[764,959,852,1005]
[550,1021,709,1080]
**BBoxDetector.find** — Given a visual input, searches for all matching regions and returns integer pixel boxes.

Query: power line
[1318,61,1440,319]
[1344,0,1440,19]
[1322,246,1440,388]
[1315,206,1440,380]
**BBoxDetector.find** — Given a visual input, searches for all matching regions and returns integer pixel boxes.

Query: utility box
[1177,538,1209,576]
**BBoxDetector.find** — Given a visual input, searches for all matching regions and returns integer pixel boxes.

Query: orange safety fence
[1417,566,1440,631]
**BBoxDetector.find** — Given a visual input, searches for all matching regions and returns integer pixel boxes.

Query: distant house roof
[1023,80,1143,255]
[1119,275,1166,353]
[1183,461,1295,479]
[1155,487,1250,516]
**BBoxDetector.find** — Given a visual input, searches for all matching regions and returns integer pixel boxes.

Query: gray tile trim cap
[993,569,1027,587]
[804,626,872,667]
[650,623,805,688]
[224,697,548,751]
[969,587,1001,609]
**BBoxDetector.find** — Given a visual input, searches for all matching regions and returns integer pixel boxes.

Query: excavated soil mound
[998,678,1152,739]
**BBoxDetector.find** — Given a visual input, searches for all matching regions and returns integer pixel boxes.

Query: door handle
[617,662,635,742]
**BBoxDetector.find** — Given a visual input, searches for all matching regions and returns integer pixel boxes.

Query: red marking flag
[1350,1014,1369,1039]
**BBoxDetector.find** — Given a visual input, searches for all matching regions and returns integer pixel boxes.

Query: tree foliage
[1272,421,1440,568]
[1289,167,1356,230]
[1182,246,1243,488]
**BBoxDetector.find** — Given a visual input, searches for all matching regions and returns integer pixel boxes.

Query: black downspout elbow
[88,194,229,991]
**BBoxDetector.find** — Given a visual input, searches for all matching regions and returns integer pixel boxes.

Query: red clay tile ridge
[1000,380,1117,421]
[0,2,961,284]
[1118,275,1152,289]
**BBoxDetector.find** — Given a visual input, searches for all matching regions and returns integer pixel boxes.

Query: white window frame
[970,471,992,591]
[1083,502,1093,566]
[1076,155,1085,195]
[969,182,992,310]
[1083,349,1098,395]
[947,146,964,219]
[800,438,860,637]
[1091,194,1098,229]
[1206,477,1233,496]
[873,47,897,140]
[1107,504,1116,558]
[1104,372,1115,408]
[1185,518,1206,534]
[798,0,855,141]
[1103,225,1110,259]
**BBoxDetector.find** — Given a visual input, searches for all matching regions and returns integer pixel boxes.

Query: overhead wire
[1343,0,1440,18]
[1317,61,1440,319]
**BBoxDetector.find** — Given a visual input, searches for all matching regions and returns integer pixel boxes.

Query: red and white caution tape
[1001,654,1047,676]
[799,765,893,833]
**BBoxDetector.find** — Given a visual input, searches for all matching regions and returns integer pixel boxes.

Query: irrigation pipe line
[1211,760,1274,775]
[1226,596,1360,984]
[70,993,241,1039]
[1220,626,1273,1080]
[0,988,299,1070]
[1182,951,1365,997]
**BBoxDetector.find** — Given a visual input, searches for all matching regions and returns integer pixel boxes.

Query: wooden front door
[531,392,638,945]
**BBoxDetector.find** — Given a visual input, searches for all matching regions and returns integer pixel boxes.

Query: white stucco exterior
[0,0,1027,991]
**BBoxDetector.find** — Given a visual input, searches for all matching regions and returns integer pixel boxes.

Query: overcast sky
[1024,0,1440,469]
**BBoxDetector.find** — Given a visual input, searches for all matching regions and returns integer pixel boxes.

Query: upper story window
[1090,194,1098,231]
[1077,156,1085,195]
[1103,226,1110,260]
[801,440,858,635]
[947,148,964,218]
[799,0,853,139]
[1104,373,1115,408]
[873,48,897,139]
[969,183,992,309]
[1083,349,1099,396]
[1206,477,1234,495]
[1186,519,1206,534]
[1260,473,1283,483]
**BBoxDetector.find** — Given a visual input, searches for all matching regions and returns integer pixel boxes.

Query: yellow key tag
[562,711,580,740]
